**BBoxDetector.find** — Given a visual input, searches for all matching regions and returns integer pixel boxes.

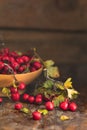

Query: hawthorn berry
[18,82,26,90]
[35,97,42,104]
[22,93,29,101]
[30,67,36,72]
[0,48,42,74]
[15,103,23,110]
[36,94,43,99]
[10,87,18,93]
[33,61,42,70]
[59,101,69,111]
[0,61,4,70]
[0,97,3,103]
[28,96,35,104]
[11,92,20,101]
[32,111,42,120]
[45,101,54,111]
[22,55,30,63]
[68,102,77,112]
[16,57,24,65]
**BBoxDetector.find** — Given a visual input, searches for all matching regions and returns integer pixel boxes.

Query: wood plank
[0,0,86,30]
[0,30,87,64]
[80,0,87,29]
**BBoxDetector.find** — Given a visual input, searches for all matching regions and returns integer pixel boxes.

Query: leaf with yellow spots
[64,78,72,89]
[60,115,70,121]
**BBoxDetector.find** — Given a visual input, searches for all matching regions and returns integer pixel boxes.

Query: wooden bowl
[0,67,43,88]
[0,67,43,96]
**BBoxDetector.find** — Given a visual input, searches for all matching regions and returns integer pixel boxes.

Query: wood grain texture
[0,30,86,64]
[0,0,86,30]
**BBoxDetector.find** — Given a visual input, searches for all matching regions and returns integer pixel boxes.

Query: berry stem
[33,48,46,68]
[4,63,18,84]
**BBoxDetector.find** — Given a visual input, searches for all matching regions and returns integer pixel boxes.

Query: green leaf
[47,66,60,78]
[44,91,51,99]
[38,109,48,115]
[52,95,65,107]
[44,60,55,67]
[55,82,64,90]
[66,88,79,99]
[43,80,53,89]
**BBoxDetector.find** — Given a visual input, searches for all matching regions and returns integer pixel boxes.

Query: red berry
[22,93,29,101]
[32,111,41,120]
[9,56,15,63]
[28,96,35,103]
[10,51,19,57]
[10,87,18,93]
[35,97,42,104]
[15,103,23,110]
[30,67,36,72]
[33,61,42,69]
[12,61,20,70]
[18,66,26,73]
[11,92,20,101]
[22,56,30,63]
[0,97,3,103]
[0,61,4,70]
[59,101,68,111]
[16,57,24,65]
[36,94,43,99]
[68,102,77,112]
[45,101,54,111]
[18,82,26,90]
[2,55,10,63]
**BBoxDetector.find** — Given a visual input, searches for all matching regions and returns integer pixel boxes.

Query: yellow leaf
[21,108,30,114]
[13,80,18,88]
[2,87,10,95]
[60,115,70,121]
[66,88,79,99]
[64,78,72,88]
[38,109,48,115]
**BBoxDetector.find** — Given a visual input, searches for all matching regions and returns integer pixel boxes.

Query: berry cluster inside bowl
[0,47,42,74]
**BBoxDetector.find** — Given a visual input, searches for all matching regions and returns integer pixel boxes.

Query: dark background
[0,0,87,92]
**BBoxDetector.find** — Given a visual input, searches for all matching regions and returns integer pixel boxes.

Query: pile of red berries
[0,77,78,121]
[14,92,77,120]
[14,92,55,120]
[0,47,78,121]
[8,83,77,120]
[0,48,42,74]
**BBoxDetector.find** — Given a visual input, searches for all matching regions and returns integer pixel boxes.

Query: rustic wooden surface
[0,85,87,130]
[0,0,87,30]
[0,31,87,64]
